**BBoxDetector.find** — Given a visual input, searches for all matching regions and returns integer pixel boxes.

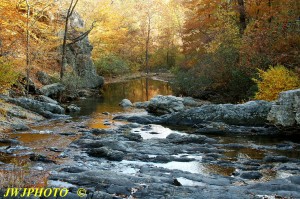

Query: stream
[1,78,300,198]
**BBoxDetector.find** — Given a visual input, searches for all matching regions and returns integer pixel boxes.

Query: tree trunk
[237,0,247,34]
[61,16,69,80]
[25,0,30,96]
[145,14,151,74]
[61,0,79,80]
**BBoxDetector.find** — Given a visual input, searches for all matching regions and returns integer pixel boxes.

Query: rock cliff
[64,12,104,88]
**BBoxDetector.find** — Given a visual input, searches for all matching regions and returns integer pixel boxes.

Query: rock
[29,154,55,163]
[61,166,86,173]
[20,77,37,94]
[183,97,210,107]
[11,123,30,131]
[166,133,217,144]
[147,95,185,115]
[3,96,65,118]
[194,122,279,135]
[40,83,65,98]
[1,96,65,118]
[66,104,81,113]
[49,147,63,152]
[240,171,263,180]
[78,89,95,97]
[119,99,133,108]
[87,147,124,161]
[289,176,300,185]
[133,101,150,109]
[90,129,115,135]
[268,89,300,126]
[122,133,143,142]
[164,100,272,126]
[35,95,59,105]
[59,132,76,136]
[64,12,104,88]
[36,71,52,85]
[263,155,289,163]
[0,139,20,145]
[92,191,113,199]
[106,184,131,196]
[102,112,110,115]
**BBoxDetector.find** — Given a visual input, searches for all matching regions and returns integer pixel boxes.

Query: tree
[61,0,79,79]
[25,0,30,96]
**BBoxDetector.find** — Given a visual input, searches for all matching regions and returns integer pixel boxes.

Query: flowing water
[1,77,300,183]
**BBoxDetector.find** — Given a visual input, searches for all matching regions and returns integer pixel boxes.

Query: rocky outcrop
[147,95,185,115]
[163,101,272,126]
[268,89,300,127]
[64,12,104,88]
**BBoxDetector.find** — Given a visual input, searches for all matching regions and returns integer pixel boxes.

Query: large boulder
[39,83,65,98]
[64,12,104,88]
[119,99,133,108]
[164,101,272,126]
[268,89,300,127]
[147,95,185,115]
[1,96,65,118]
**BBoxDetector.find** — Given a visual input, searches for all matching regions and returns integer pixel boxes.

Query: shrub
[254,65,300,101]
[171,68,213,97]
[95,54,129,76]
[61,71,83,100]
[0,158,48,188]
[0,59,19,94]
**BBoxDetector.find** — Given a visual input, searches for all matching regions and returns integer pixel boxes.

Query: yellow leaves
[0,59,19,94]
[254,65,300,101]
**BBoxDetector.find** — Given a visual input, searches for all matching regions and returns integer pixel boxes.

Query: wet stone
[240,171,263,180]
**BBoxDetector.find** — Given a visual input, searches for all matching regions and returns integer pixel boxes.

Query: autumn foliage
[0,58,19,93]
[254,65,300,101]
[0,0,299,101]
[175,0,300,102]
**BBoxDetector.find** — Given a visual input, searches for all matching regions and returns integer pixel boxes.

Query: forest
[0,0,300,102]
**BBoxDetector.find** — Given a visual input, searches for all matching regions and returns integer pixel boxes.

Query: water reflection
[75,78,173,116]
